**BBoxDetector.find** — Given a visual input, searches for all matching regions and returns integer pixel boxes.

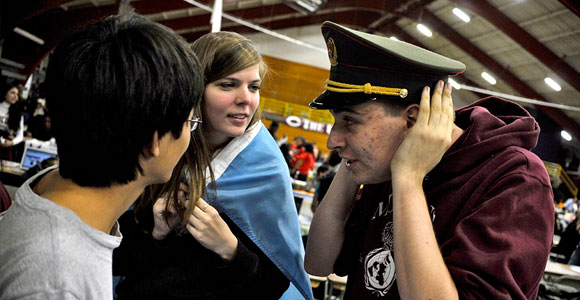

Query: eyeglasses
[188,117,202,132]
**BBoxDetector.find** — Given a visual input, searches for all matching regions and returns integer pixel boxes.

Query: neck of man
[33,169,147,234]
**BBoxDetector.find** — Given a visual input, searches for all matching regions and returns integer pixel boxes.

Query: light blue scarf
[205,121,313,300]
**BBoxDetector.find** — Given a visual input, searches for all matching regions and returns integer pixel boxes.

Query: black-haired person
[0,12,205,300]
[305,22,553,299]
[0,83,24,148]
[114,31,312,300]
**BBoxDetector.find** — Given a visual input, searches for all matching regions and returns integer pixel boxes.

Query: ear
[143,131,161,159]
[405,104,420,129]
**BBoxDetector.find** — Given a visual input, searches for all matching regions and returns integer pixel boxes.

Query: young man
[0,13,203,299]
[305,21,554,300]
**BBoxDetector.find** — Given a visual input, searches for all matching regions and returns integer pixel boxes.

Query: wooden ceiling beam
[409,8,580,140]
[381,24,487,99]
[451,0,580,93]
[558,0,580,19]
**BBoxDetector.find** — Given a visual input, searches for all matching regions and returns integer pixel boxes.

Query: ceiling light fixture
[13,27,44,45]
[452,8,471,23]
[561,130,572,142]
[481,72,497,85]
[416,24,433,37]
[544,77,562,91]
[449,78,461,90]
[389,36,399,41]
[283,0,326,15]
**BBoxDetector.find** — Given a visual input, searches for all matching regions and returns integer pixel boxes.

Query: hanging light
[481,72,497,85]
[449,78,461,90]
[561,130,572,142]
[452,8,471,23]
[544,77,562,91]
[416,24,433,37]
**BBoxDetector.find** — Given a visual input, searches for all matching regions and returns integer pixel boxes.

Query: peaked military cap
[309,21,466,109]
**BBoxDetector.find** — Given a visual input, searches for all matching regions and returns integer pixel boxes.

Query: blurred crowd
[268,121,342,213]
[0,81,54,162]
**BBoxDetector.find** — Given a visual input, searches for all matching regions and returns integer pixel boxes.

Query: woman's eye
[219,82,235,89]
[249,85,261,92]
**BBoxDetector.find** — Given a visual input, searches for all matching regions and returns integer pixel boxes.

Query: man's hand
[186,198,238,261]
[391,80,454,183]
[390,80,459,300]
[151,183,189,240]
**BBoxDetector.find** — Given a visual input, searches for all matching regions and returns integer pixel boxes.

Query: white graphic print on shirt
[363,192,436,296]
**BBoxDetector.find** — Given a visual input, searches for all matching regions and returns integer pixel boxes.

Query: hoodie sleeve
[442,150,554,300]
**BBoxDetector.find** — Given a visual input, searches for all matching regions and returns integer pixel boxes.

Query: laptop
[19,140,58,170]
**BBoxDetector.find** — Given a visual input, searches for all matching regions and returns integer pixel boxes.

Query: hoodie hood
[436,96,540,175]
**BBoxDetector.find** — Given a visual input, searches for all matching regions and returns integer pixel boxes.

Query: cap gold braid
[326,80,408,98]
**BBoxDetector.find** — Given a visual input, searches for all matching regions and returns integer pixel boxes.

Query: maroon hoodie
[334,97,554,299]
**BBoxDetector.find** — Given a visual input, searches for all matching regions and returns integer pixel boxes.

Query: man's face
[328,101,407,185]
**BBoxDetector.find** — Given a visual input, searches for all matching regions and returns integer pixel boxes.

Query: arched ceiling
[1,0,579,139]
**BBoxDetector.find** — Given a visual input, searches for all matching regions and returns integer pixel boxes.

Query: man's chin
[351,170,390,185]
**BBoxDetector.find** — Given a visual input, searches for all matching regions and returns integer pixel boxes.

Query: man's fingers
[428,80,445,127]
[417,86,431,127]
[442,82,454,131]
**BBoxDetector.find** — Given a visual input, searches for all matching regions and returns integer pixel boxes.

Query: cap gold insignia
[327,38,338,67]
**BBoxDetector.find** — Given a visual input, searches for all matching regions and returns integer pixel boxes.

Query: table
[309,274,348,300]
[327,274,347,300]
[545,260,580,278]
[0,160,25,187]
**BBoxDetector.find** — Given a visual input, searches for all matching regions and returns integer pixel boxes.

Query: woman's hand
[151,183,189,240]
[186,198,238,261]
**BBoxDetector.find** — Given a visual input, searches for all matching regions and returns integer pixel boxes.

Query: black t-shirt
[113,209,289,300]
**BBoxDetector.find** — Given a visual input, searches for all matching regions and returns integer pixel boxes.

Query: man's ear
[405,104,420,129]
[143,131,161,159]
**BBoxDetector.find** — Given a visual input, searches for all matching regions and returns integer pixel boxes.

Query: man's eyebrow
[331,107,359,115]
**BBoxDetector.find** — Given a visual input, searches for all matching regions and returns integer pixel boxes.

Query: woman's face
[203,64,261,150]
[4,87,19,105]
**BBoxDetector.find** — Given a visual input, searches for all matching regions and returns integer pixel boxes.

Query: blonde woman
[114,32,312,300]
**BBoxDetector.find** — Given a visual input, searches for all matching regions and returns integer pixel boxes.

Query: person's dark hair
[45,13,203,187]
[279,142,292,169]
[316,164,329,176]
[1,83,20,103]
[7,104,22,132]
[29,115,52,141]
[304,143,314,154]
[294,136,306,145]
[378,97,412,115]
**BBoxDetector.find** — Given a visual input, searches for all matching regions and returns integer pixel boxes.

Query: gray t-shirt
[0,168,122,300]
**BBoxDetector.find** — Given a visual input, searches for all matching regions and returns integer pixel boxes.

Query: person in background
[268,120,280,141]
[0,11,205,300]
[565,195,578,213]
[311,142,320,162]
[0,83,24,148]
[293,143,315,181]
[114,31,312,300]
[279,142,293,170]
[305,21,553,300]
[310,151,341,214]
[291,136,306,154]
[552,209,580,265]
